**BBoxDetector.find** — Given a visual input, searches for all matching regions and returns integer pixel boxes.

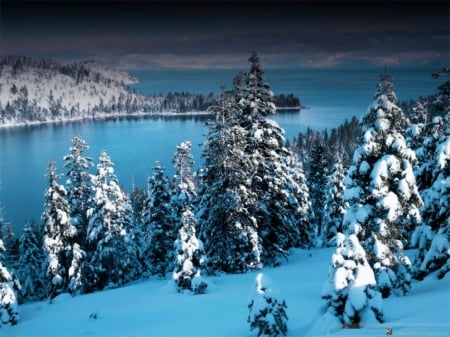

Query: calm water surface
[1,66,445,233]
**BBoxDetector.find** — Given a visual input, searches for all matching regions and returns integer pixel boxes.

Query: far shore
[0,111,212,129]
[0,106,305,129]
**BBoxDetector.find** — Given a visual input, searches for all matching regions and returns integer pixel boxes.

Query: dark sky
[1,1,449,70]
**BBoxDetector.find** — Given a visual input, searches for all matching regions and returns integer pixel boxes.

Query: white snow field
[3,248,449,337]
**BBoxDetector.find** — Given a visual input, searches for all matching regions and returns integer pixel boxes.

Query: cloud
[297,53,348,68]
[1,1,448,70]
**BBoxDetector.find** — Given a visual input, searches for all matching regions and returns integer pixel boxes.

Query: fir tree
[237,52,310,264]
[173,209,207,294]
[285,154,313,248]
[171,141,197,217]
[42,160,77,299]
[0,206,19,325]
[143,161,175,278]
[198,88,261,273]
[343,73,423,297]
[321,159,347,247]
[15,222,46,303]
[1,225,20,271]
[248,273,288,337]
[0,236,19,326]
[413,120,450,280]
[240,51,276,119]
[63,135,94,245]
[85,151,141,292]
[309,137,329,244]
[322,232,383,327]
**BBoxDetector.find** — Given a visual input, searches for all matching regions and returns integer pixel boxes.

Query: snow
[358,161,370,175]
[437,137,450,169]
[378,192,400,222]
[3,247,449,336]
[347,262,376,311]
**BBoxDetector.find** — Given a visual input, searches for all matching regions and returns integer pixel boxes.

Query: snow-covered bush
[173,209,207,294]
[322,232,383,327]
[248,273,288,337]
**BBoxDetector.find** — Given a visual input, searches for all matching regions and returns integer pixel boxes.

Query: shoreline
[0,111,213,130]
[0,106,304,129]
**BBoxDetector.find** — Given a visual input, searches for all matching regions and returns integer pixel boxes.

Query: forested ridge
[0,54,448,333]
[0,56,301,126]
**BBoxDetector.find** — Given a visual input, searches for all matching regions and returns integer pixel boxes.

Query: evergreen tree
[0,237,19,326]
[343,73,422,297]
[1,225,20,271]
[0,207,19,325]
[409,104,446,193]
[85,151,141,292]
[198,88,261,273]
[63,135,94,244]
[240,51,277,119]
[322,232,383,327]
[66,242,85,295]
[171,141,197,217]
[15,222,46,303]
[42,160,77,299]
[173,209,207,294]
[309,137,329,245]
[285,154,313,248]
[143,161,175,278]
[413,121,450,280]
[248,273,288,337]
[237,52,310,265]
[321,159,347,247]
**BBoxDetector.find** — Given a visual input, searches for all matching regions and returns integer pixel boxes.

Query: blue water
[129,66,445,131]
[1,66,445,234]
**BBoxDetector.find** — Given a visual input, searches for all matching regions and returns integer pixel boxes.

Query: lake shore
[0,110,213,129]
[0,106,304,129]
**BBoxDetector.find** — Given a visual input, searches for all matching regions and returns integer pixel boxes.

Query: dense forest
[0,56,301,126]
[0,54,448,331]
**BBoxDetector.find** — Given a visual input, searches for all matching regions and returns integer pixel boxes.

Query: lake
[0,66,445,234]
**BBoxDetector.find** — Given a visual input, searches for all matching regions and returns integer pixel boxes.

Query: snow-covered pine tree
[405,101,428,154]
[15,222,46,303]
[173,208,207,294]
[171,141,197,217]
[322,232,383,327]
[238,52,309,265]
[248,273,288,337]
[198,88,261,273]
[85,151,141,292]
[343,72,423,297]
[309,136,329,245]
[240,51,277,119]
[63,135,94,246]
[1,226,20,271]
[0,207,19,325]
[0,237,19,326]
[42,160,77,299]
[344,74,422,297]
[143,161,175,278]
[284,153,313,248]
[413,120,449,280]
[321,159,347,247]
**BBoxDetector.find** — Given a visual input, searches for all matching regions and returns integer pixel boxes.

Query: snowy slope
[0,56,141,126]
[3,248,449,337]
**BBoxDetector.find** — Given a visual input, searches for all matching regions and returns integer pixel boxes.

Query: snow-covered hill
[3,248,449,337]
[0,56,145,126]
